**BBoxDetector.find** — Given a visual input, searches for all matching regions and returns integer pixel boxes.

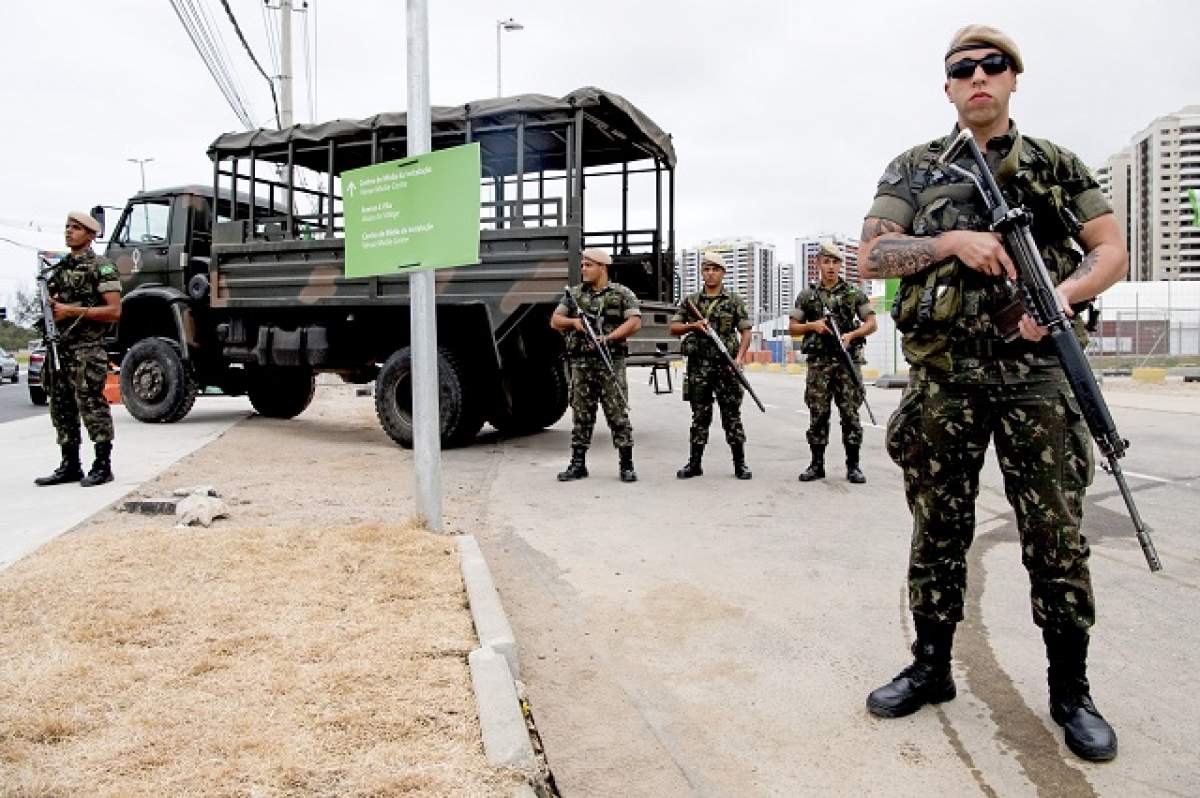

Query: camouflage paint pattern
[886,372,1095,630]
[803,357,864,448]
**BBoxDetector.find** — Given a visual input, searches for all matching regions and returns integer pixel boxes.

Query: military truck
[104,87,679,446]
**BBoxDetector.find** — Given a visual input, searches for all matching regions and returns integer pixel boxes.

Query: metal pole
[495,21,502,97]
[280,0,294,127]
[408,0,442,531]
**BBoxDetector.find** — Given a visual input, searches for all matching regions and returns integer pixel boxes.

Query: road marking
[1123,470,1183,485]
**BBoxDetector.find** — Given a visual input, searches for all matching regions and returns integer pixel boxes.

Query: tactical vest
[563,282,634,359]
[680,291,744,360]
[890,133,1087,371]
[48,250,118,346]
[796,281,865,360]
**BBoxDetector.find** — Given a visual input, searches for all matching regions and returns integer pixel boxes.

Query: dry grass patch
[0,521,516,797]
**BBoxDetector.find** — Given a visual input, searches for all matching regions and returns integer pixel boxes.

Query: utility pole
[408,0,443,530]
[279,0,294,127]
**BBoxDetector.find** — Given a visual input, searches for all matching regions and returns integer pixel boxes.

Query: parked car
[0,347,18,384]
[27,344,46,404]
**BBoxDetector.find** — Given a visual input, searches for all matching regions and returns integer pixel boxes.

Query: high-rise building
[775,262,794,316]
[794,234,864,290]
[680,238,778,323]
[1126,105,1200,281]
[1096,147,1132,270]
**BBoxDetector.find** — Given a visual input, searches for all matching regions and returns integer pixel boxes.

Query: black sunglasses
[946,52,1011,80]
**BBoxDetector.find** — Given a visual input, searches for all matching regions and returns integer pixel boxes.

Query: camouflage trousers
[804,357,863,448]
[568,357,633,449]
[47,342,114,447]
[684,358,745,446]
[885,374,1096,630]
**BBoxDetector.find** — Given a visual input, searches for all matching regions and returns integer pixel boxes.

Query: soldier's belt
[950,336,1053,360]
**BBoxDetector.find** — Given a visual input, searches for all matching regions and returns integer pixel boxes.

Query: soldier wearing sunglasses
[858,25,1128,763]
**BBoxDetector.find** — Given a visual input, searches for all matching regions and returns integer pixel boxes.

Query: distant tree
[9,285,40,327]
[0,319,38,351]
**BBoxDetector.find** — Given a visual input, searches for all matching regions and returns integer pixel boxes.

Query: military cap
[581,247,612,266]
[945,24,1024,74]
[66,210,101,234]
[818,242,844,262]
[701,251,725,269]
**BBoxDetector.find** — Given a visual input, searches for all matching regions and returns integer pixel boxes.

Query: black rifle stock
[816,303,877,425]
[36,256,62,380]
[684,298,766,413]
[561,287,629,411]
[940,129,1162,572]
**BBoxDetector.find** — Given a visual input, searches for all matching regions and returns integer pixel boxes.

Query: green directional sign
[343,143,481,278]
[1189,188,1200,228]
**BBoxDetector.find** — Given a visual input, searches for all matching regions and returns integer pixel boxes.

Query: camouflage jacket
[556,281,641,359]
[672,288,751,362]
[867,122,1111,379]
[790,279,873,362]
[46,247,121,347]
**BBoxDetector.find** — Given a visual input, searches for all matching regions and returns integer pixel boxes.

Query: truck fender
[118,285,197,361]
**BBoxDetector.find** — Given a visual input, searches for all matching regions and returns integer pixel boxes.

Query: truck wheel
[492,359,569,433]
[120,337,197,423]
[246,367,316,418]
[29,386,47,405]
[374,346,484,448]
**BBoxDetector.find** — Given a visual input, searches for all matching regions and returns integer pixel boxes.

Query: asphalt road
[0,372,44,424]
[457,369,1199,797]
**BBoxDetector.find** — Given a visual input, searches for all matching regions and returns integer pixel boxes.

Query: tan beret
[818,242,844,262]
[581,247,612,266]
[66,210,101,234]
[700,251,725,269]
[945,24,1023,74]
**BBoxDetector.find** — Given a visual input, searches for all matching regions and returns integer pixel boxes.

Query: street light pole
[127,157,154,192]
[495,17,524,97]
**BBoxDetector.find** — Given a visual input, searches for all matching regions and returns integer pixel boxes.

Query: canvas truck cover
[206,87,677,175]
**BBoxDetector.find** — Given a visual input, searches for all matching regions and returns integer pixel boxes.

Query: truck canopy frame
[206,86,677,301]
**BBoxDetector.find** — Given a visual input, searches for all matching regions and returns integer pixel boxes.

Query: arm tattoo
[867,237,940,277]
[1074,248,1100,280]
[860,217,905,242]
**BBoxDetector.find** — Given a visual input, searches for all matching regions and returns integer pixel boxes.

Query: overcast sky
[2,0,1198,307]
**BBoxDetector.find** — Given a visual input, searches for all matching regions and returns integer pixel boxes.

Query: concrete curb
[458,535,520,679]
[468,646,536,771]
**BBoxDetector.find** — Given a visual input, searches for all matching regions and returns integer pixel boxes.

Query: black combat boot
[798,445,825,482]
[866,617,957,718]
[618,446,637,483]
[34,444,84,486]
[731,442,752,480]
[80,442,114,487]
[677,443,704,479]
[556,446,589,481]
[846,444,866,484]
[1044,626,1118,762]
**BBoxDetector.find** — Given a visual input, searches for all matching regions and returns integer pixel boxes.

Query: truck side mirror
[90,205,106,237]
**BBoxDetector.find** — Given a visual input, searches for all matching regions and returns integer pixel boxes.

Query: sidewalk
[0,398,252,571]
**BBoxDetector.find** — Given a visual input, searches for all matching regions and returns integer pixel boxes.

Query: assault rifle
[816,301,876,425]
[940,128,1162,572]
[36,255,63,380]
[561,287,629,411]
[684,298,766,413]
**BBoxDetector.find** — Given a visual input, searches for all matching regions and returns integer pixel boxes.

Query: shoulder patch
[99,264,117,276]
[878,164,904,186]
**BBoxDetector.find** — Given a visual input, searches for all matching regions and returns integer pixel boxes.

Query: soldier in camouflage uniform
[550,248,642,482]
[669,251,754,479]
[789,242,877,483]
[858,26,1128,763]
[36,211,123,488]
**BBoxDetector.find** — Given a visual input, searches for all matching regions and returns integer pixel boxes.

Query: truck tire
[29,386,47,405]
[492,359,569,434]
[375,346,484,448]
[246,367,316,419]
[120,337,198,423]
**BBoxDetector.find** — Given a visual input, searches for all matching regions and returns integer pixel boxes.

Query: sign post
[406,0,441,530]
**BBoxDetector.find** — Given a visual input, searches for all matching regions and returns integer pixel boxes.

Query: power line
[218,0,281,128]
[169,0,254,128]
